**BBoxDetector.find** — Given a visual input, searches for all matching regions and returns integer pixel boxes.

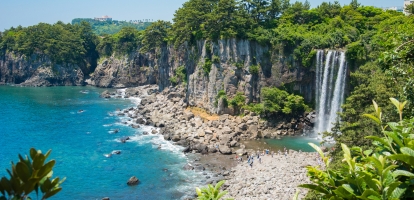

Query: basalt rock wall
[0,52,85,86]
[90,39,315,114]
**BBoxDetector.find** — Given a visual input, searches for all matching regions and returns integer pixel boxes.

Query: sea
[0,85,318,200]
[0,86,202,200]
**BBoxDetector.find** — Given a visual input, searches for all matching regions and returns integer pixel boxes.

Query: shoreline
[103,85,320,199]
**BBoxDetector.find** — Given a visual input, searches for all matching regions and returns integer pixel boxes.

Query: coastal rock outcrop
[126,176,140,186]
[0,52,85,86]
[90,39,315,114]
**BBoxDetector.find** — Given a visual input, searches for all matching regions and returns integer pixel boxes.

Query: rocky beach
[102,85,320,199]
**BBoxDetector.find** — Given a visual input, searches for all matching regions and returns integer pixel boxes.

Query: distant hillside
[71,18,152,35]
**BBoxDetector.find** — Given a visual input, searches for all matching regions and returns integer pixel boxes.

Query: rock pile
[104,85,316,156]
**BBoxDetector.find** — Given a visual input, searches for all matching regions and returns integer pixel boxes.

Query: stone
[102,198,110,200]
[238,123,248,130]
[183,163,194,170]
[197,129,206,137]
[136,118,145,124]
[111,150,121,155]
[219,145,232,154]
[230,140,238,147]
[127,176,140,186]
[172,135,181,142]
[219,135,231,145]
[222,127,232,134]
[167,92,182,99]
[100,90,111,98]
[183,112,195,120]
[235,148,246,155]
[205,129,213,134]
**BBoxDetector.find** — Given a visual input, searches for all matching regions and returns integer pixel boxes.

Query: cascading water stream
[315,51,333,135]
[327,52,347,132]
[314,50,348,138]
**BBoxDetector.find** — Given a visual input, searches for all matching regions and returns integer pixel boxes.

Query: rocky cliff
[90,39,315,114]
[0,53,85,86]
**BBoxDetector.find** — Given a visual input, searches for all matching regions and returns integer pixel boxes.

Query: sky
[0,0,405,31]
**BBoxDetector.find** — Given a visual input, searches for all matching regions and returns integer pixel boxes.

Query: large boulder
[219,145,232,154]
[167,92,182,99]
[127,176,140,186]
[100,90,111,98]
[222,127,232,134]
[235,148,246,155]
[172,134,181,142]
[182,112,195,120]
[219,135,231,145]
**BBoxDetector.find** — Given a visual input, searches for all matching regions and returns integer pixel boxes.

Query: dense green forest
[71,18,152,35]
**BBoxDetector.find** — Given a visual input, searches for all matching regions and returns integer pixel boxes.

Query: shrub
[249,65,259,75]
[169,76,178,86]
[214,90,228,107]
[244,87,309,116]
[195,180,233,200]
[235,61,244,69]
[212,55,220,63]
[229,92,246,108]
[203,59,212,75]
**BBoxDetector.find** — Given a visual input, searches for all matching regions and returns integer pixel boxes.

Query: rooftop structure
[94,15,112,22]
[382,6,404,13]
[404,0,414,15]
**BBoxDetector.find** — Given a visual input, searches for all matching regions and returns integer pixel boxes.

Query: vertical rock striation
[90,39,316,114]
[0,53,84,86]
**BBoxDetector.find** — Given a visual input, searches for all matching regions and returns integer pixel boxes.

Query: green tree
[406,2,414,15]
[0,148,65,200]
[140,20,172,53]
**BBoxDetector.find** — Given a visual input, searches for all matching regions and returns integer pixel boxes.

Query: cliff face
[0,53,85,86]
[90,39,315,114]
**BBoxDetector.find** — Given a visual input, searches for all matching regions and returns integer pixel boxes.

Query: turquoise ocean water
[0,86,201,200]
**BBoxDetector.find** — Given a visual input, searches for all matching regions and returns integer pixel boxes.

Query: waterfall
[314,50,348,136]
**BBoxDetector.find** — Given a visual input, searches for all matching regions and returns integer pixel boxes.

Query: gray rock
[219,145,232,154]
[183,163,194,170]
[127,176,140,186]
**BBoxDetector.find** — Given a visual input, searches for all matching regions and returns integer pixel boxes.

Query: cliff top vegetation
[71,18,152,35]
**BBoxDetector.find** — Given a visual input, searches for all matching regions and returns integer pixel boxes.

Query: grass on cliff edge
[186,107,219,121]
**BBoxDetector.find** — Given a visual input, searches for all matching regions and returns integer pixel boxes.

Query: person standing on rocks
[271,151,274,158]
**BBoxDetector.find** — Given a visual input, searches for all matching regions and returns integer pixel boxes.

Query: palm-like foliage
[300,98,414,199]
[195,180,233,200]
[0,148,65,200]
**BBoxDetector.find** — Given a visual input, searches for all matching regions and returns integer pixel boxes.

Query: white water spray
[314,50,348,137]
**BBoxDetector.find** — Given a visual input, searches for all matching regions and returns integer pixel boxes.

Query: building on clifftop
[94,15,112,22]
